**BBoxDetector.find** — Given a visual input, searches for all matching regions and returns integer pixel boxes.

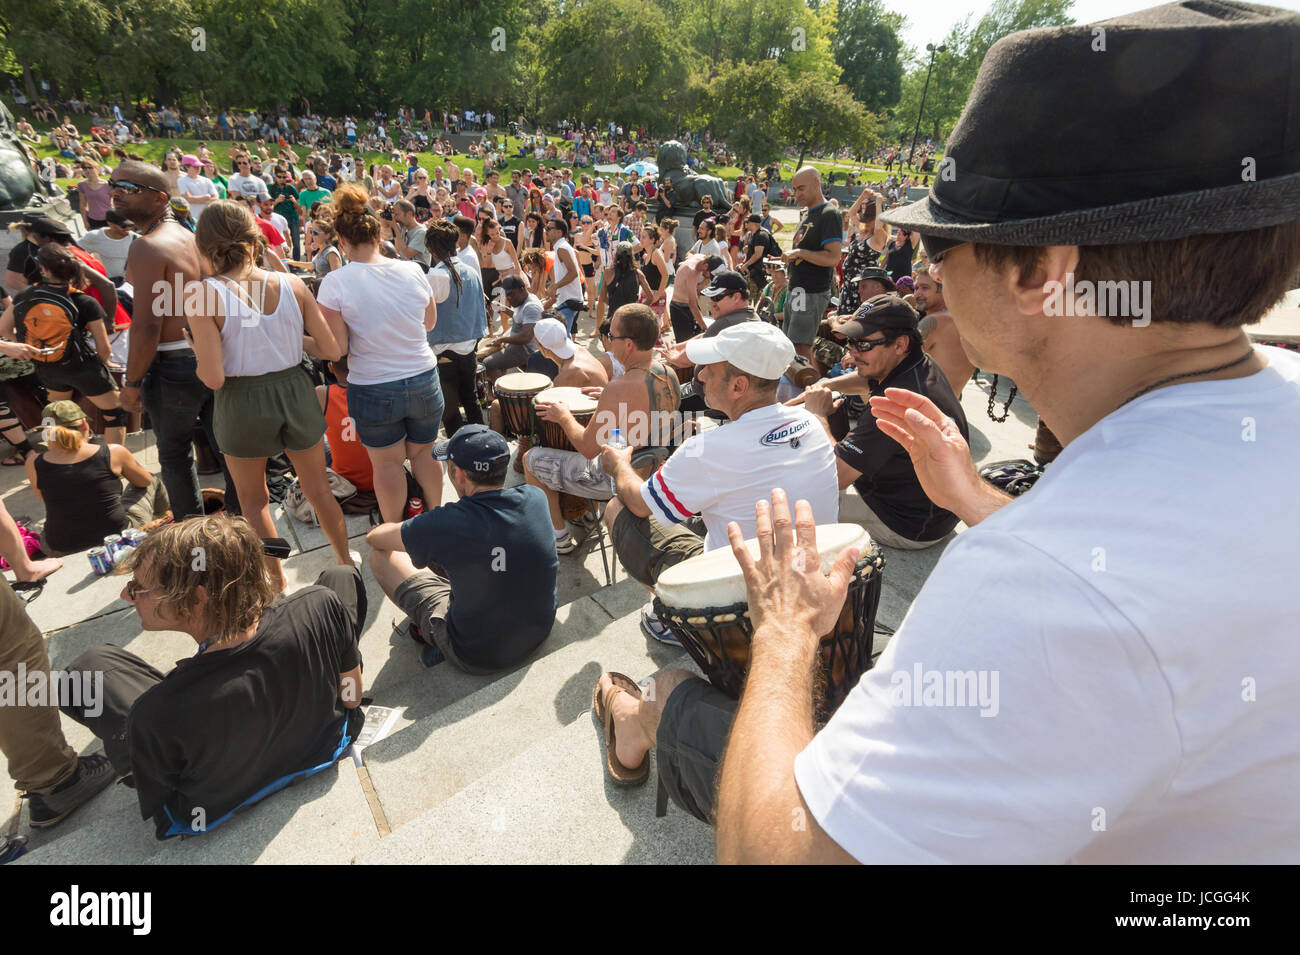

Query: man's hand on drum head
[728,490,859,642]
[534,399,569,423]
[868,388,992,523]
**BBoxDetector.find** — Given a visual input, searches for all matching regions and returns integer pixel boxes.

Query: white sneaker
[555,533,578,555]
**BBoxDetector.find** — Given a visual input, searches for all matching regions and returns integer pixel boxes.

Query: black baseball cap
[700,269,748,298]
[433,425,510,480]
[22,216,72,239]
[703,254,727,275]
[837,294,919,338]
[849,266,897,291]
[745,214,762,224]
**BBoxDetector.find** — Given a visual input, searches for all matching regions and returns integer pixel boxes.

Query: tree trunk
[797,144,808,168]
[18,58,37,103]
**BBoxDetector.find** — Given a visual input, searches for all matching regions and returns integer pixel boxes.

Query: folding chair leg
[277,503,305,554]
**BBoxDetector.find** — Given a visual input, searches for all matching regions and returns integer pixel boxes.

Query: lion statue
[0,101,38,211]
[656,140,730,215]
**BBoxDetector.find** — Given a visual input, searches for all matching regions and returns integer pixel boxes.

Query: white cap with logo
[684,321,794,380]
[533,317,575,360]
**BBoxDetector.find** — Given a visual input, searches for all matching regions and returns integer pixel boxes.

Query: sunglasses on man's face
[124,576,154,601]
[108,180,167,196]
[847,336,896,353]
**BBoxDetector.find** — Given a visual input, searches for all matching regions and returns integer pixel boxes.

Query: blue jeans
[556,299,583,336]
[346,367,444,448]
[140,351,241,521]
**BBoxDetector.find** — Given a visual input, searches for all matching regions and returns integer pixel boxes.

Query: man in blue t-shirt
[367,426,558,672]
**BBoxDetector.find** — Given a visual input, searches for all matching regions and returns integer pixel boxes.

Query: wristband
[124,379,144,388]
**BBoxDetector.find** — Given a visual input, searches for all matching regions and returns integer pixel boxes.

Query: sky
[889,0,1300,54]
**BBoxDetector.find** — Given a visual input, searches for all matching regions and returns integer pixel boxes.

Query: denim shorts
[346,367,444,449]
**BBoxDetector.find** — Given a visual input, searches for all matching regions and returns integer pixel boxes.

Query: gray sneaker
[26,752,116,829]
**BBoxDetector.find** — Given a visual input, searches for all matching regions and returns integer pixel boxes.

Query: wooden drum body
[533,386,598,452]
[494,372,552,439]
[653,524,886,722]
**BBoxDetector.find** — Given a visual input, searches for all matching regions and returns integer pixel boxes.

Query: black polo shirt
[836,349,969,542]
[126,586,363,839]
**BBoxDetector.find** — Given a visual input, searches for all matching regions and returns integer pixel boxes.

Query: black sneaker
[25,753,115,829]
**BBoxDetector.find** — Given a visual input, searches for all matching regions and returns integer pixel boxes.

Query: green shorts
[214,365,326,459]
[611,508,706,589]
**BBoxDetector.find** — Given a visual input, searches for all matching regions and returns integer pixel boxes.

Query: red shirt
[254,215,284,248]
[69,244,131,329]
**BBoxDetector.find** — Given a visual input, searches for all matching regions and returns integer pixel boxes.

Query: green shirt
[269,183,300,222]
[298,188,331,214]
[211,175,228,199]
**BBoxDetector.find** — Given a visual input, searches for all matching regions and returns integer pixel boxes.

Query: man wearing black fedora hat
[600,2,1300,864]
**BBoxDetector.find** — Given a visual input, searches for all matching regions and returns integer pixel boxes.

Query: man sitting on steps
[368,425,558,672]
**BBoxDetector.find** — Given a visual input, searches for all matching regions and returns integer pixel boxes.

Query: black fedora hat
[882,2,1300,249]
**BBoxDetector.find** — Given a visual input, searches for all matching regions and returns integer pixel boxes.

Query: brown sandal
[592,672,650,787]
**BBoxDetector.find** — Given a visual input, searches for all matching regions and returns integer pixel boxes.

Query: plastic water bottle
[607,429,626,496]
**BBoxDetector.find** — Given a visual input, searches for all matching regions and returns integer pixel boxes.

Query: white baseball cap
[533,317,575,359]
[685,321,794,380]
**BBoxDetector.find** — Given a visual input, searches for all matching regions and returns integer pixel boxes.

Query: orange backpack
[15,287,89,364]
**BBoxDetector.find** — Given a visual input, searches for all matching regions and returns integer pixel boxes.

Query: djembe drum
[494,372,551,438]
[533,385,601,522]
[653,524,885,722]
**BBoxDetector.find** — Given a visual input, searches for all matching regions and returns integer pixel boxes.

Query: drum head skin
[495,372,554,394]
[535,386,598,414]
[656,524,871,609]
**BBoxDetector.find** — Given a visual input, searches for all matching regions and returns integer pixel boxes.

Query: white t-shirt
[227,173,270,201]
[77,229,135,279]
[795,348,1300,864]
[642,403,838,550]
[316,259,437,386]
[690,238,724,260]
[456,244,482,276]
[177,175,218,207]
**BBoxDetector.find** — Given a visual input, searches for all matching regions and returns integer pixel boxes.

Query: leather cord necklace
[1120,349,1255,408]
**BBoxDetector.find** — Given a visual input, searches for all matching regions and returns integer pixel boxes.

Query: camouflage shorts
[813,336,846,370]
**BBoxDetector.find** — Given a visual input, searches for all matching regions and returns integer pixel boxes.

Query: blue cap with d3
[433,424,511,478]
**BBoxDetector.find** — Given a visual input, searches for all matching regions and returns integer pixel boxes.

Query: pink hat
[181,154,201,167]
[473,187,487,197]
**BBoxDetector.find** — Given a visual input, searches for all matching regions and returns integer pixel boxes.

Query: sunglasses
[847,336,896,353]
[108,180,167,196]
[124,577,154,601]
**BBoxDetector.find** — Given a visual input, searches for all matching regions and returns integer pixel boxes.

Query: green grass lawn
[25,108,748,191]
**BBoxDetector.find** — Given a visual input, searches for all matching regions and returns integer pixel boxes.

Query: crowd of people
[3,0,1299,866]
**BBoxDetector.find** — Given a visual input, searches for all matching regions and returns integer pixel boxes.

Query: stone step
[361,577,691,829]
[359,710,715,865]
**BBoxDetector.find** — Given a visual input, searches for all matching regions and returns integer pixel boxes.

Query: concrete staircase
[3,373,1042,865]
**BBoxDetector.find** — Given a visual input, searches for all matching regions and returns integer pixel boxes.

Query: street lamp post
[908,43,946,170]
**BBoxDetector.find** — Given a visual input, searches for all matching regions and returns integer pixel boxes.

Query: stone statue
[0,101,38,211]
[656,140,729,218]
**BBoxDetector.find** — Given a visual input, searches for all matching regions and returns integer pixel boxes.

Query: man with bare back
[114,161,240,519]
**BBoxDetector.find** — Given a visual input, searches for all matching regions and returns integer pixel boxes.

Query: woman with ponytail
[187,199,350,591]
[426,220,487,435]
[26,400,168,556]
[315,184,444,523]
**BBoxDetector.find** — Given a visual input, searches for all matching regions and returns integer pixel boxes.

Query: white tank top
[552,238,584,303]
[490,244,514,271]
[205,272,305,377]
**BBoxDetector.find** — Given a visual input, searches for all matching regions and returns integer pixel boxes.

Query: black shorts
[34,359,116,398]
[581,262,595,278]
[656,676,738,824]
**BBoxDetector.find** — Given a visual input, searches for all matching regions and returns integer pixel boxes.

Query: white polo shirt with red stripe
[642,403,839,549]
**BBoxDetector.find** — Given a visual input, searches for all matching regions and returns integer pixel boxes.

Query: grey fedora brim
[881,170,1300,246]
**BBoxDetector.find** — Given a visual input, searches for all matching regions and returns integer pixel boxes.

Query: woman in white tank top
[187,199,352,591]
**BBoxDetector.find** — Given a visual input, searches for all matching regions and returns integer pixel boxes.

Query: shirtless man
[533,317,608,389]
[524,304,680,554]
[113,161,240,520]
[667,253,725,345]
[914,262,975,397]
